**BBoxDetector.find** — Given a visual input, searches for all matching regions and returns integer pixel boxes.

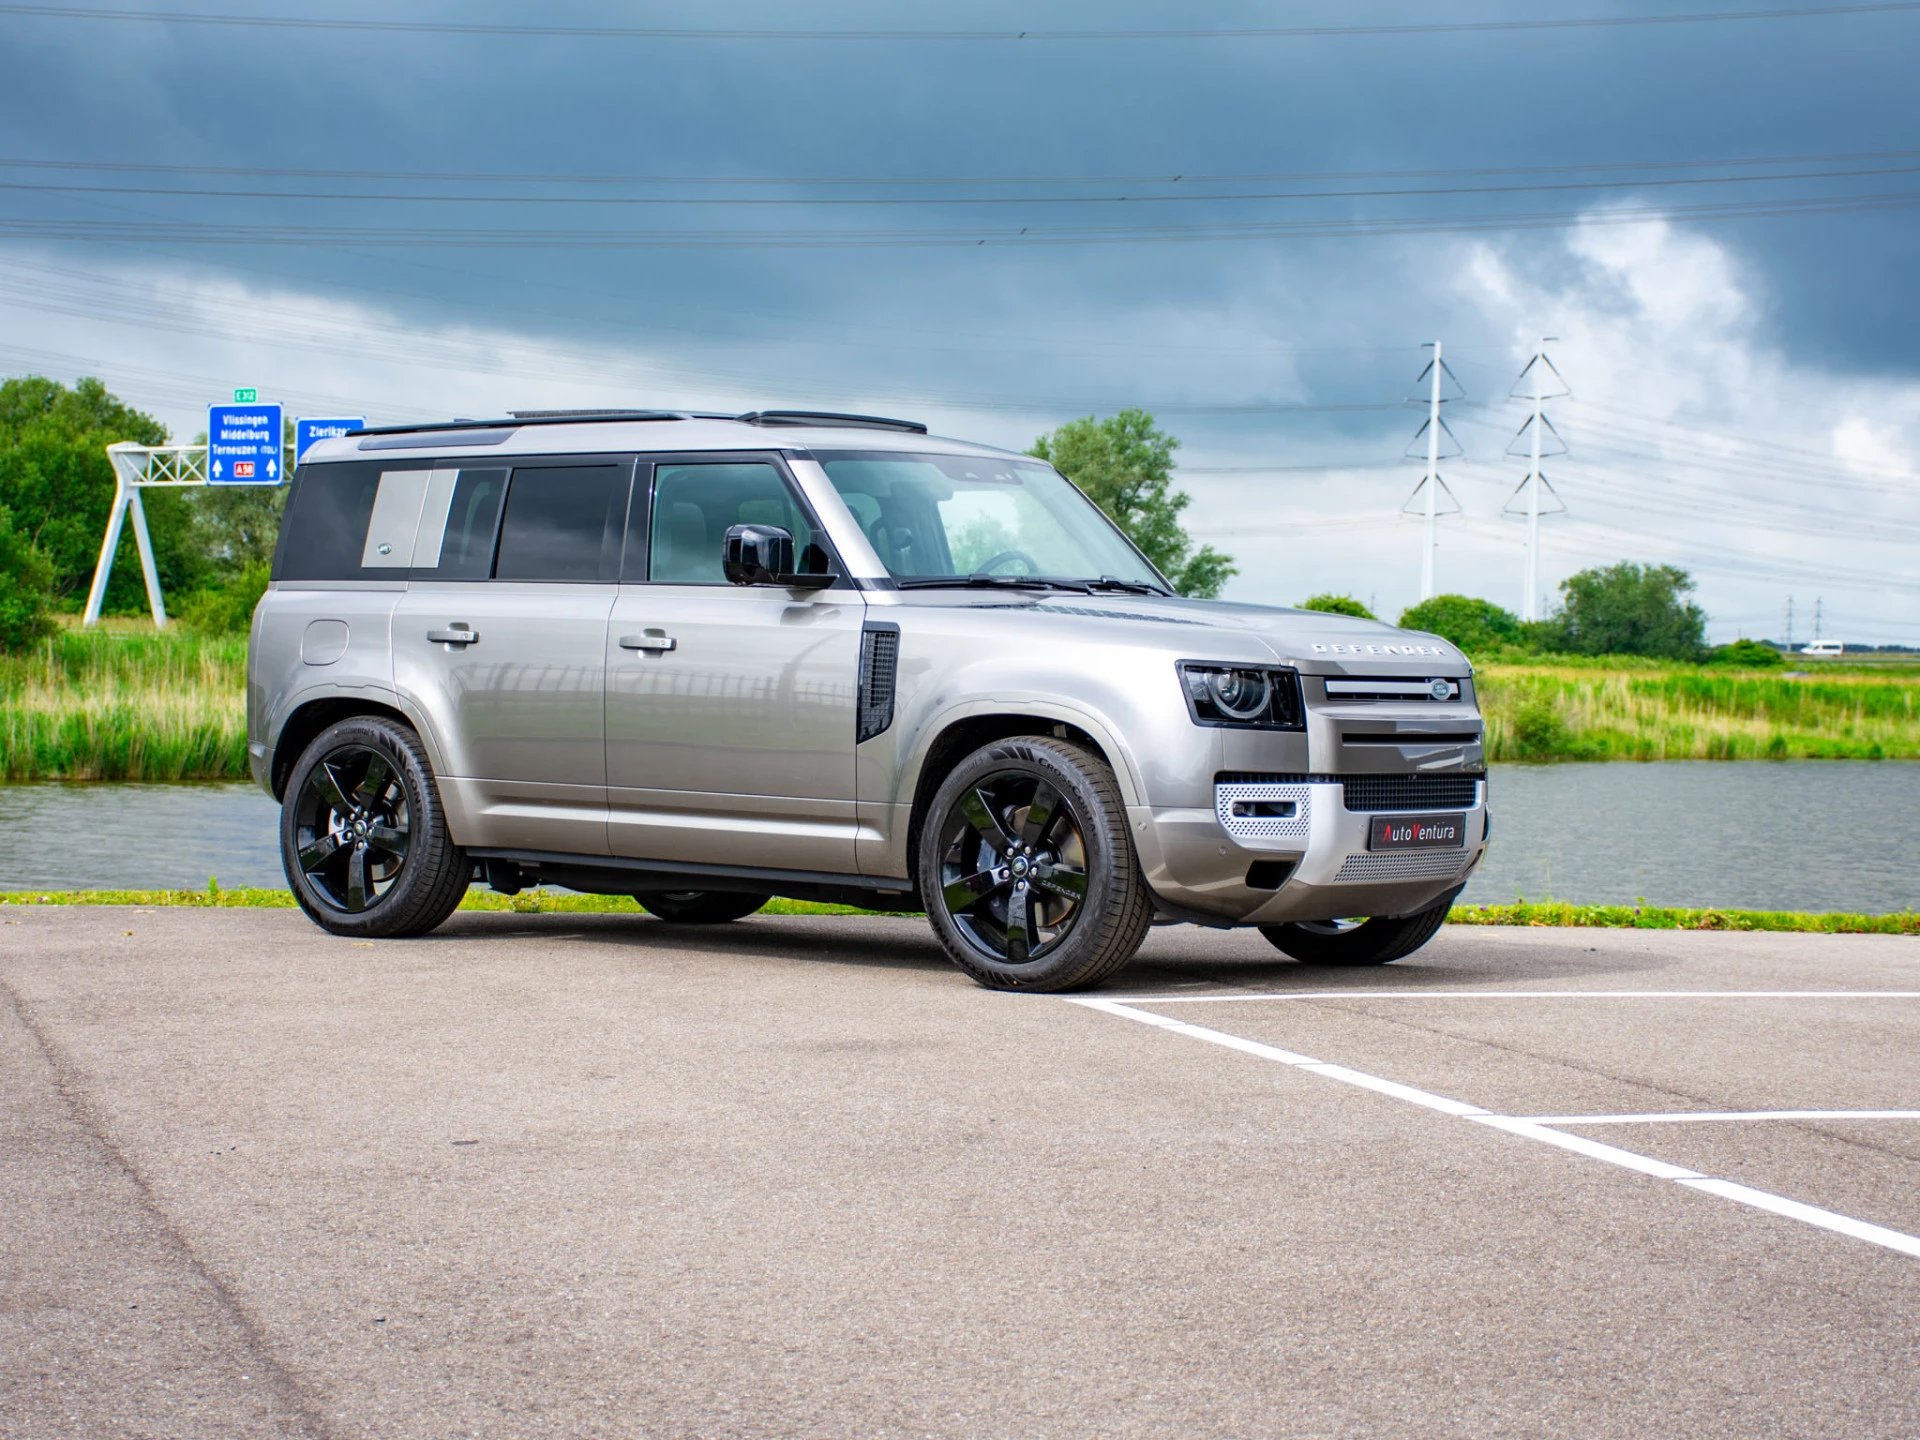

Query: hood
[887,592,1470,675]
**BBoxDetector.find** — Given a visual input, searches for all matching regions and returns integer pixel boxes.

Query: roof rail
[353,411,690,438]
[735,410,928,434]
[506,409,691,421]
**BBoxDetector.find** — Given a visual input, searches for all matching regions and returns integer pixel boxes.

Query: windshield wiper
[896,574,1094,594]
[1083,576,1172,596]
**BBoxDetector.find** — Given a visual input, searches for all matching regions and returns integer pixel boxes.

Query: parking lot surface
[3,908,1917,1438]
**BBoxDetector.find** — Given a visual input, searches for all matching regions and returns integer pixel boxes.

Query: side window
[649,462,826,585]
[410,467,506,580]
[493,464,628,583]
[274,462,424,582]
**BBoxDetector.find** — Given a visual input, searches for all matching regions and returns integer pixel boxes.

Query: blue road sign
[207,402,285,485]
[294,416,367,463]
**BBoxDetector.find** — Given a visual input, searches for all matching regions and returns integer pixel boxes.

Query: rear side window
[410,468,506,580]
[275,462,424,582]
[493,464,629,582]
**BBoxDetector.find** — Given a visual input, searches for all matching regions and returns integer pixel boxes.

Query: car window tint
[273,462,393,581]
[493,465,627,582]
[649,462,821,584]
[434,469,507,578]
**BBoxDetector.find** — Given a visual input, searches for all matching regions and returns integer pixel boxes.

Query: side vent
[857,622,901,743]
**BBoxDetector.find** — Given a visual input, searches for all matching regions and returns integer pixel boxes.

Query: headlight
[1177,662,1304,730]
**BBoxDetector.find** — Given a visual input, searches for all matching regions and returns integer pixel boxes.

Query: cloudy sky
[2,1,1917,642]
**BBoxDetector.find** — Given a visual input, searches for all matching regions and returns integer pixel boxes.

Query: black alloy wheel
[280,715,471,938]
[292,744,412,914]
[918,736,1152,991]
[937,770,1092,965]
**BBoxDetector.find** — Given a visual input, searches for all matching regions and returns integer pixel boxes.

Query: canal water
[1,761,1915,914]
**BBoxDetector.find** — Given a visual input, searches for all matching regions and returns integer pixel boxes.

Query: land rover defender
[249,410,1488,990]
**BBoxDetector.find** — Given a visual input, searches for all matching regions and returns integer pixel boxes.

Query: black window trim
[631,449,849,589]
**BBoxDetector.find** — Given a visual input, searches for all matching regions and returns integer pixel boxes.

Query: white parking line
[1069,996,1920,1261]
[1098,990,1920,1004]
[1522,1110,1920,1125]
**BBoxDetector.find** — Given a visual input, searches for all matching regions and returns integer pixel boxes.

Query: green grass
[4,886,1915,935]
[0,621,247,781]
[4,624,1918,780]
[1476,662,1920,762]
[0,885,874,916]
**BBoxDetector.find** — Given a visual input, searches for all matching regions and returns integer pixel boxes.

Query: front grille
[1214,772,1484,814]
[1320,675,1463,703]
[1341,774,1482,813]
[1334,850,1475,884]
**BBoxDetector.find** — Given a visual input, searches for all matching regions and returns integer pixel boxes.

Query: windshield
[814,450,1169,590]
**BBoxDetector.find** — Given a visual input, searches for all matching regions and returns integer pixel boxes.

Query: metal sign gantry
[83,441,293,628]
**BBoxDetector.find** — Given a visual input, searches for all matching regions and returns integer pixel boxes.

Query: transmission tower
[1403,341,1464,601]
[1785,596,1796,650]
[1502,339,1570,621]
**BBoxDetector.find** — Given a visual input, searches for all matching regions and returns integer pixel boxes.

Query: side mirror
[722,524,834,589]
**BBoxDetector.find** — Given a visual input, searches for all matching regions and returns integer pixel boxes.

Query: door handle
[619,632,677,653]
[427,626,479,645]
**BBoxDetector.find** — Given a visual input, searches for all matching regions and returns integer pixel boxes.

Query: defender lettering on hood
[1311,642,1453,658]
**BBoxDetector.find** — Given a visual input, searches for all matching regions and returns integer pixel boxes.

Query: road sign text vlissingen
[207,402,285,485]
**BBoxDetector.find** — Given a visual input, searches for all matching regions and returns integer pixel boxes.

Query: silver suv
[250,410,1487,990]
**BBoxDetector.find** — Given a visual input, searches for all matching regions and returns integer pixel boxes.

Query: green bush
[1397,594,1524,657]
[1508,695,1570,759]
[1298,593,1376,620]
[0,503,56,652]
[179,560,270,635]
[1708,637,1785,668]
[1552,562,1707,660]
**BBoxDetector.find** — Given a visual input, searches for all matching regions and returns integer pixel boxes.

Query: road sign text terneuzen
[207,402,285,486]
[295,417,367,463]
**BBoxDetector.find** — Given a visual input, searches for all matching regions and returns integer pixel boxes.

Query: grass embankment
[1,623,247,781]
[3,888,1915,934]
[1477,660,1920,762]
[3,624,1917,780]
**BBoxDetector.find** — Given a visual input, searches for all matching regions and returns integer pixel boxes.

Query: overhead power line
[4,190,1915,249]
[4,3,1917,41]
[2,147,1914,190]
[7,162,1916,208]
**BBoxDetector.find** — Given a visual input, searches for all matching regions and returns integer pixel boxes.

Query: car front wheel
[919,735,1152,992]
[280,716,471,938]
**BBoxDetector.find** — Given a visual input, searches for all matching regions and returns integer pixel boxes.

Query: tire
[1259,888,1461,966]
[633,890,771,924]
[918,735,1152,993]
[280,715,471,938]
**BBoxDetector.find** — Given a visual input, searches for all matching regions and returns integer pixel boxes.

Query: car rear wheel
[281,716,471,938]
[919,735,1152,992]
[632,890,771,924]
[1259,889,1459,966]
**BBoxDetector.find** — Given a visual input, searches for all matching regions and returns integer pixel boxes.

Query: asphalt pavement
[2,908,1917,1439]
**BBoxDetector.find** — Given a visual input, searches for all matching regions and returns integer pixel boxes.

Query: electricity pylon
[1502,339,1570,621]
[1403,341,1464,601]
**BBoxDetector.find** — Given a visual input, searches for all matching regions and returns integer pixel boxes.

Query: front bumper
[1130,777,1488,926]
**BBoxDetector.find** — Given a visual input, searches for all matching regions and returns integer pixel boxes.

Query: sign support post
[82,439,292,629]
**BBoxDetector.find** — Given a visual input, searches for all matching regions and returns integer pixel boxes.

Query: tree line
[0,379,1750,664]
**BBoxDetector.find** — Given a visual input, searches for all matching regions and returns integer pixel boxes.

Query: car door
[605,455,866,873]
[392,454,635,855]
